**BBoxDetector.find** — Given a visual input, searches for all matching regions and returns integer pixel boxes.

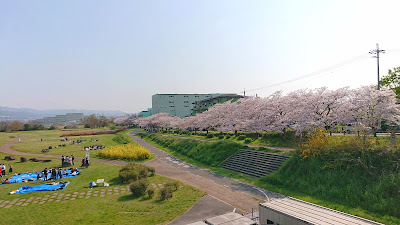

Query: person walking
[85,158,89,168]
[8,165,12,174]
[71,155,75,165]
[61,155,64,165]
[81,158,85,167]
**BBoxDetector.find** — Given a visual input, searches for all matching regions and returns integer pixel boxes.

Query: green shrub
[165,181,180,191]
[206,133,214,138]
[218,135,224,139]
[225,135,231,139]
[148,167,155,176]
[237,135,246,140]
[147,187,155,199]
[160,187,173,200]
[244,138,252,144]
[119,162,155,183]
[119,170,138,183]
[129,179,149,197]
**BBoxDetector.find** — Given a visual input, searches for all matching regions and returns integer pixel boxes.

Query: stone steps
[221,150,289,178]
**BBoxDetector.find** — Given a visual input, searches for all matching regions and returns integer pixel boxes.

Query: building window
[195,95,199,97]
[169,106,174,107]
[184,101,189,103]
[169,101,174,103]
[184,106,189,107]
[169,95,174,97]
[184,95,188,97]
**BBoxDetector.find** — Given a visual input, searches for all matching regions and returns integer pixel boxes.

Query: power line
[238,53,371,94]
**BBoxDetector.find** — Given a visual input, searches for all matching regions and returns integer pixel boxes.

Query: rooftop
[260,197,383,225]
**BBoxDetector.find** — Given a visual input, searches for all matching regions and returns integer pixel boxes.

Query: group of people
[61,155,75,165]
[0,163,12,178]
[81,158,90,168]
[82,145,105,151]
[72,140,84,144]
[39,167,78,181]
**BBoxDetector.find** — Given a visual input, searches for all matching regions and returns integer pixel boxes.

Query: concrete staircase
[221,150,289,178]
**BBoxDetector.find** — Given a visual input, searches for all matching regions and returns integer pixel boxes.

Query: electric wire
[238,53,371,94]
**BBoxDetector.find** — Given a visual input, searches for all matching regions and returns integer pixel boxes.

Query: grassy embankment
[0,130,204,225]
[139,131,400,225]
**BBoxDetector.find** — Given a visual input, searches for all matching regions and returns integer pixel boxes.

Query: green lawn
[10,130,130,159]
[0,130,205,225]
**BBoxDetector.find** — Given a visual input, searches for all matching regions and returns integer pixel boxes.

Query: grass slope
[142,133,242,167]
[140,132,400,224]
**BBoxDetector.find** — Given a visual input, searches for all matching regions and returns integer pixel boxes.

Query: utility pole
[369,43,385,90]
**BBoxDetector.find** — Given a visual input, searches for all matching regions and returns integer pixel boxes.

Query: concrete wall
[259,205,307,225]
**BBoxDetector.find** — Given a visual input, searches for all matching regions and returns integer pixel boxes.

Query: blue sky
[1,0,400,113]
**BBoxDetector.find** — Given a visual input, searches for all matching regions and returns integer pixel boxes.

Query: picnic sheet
[3,169,79,184]
[10,182,70,194]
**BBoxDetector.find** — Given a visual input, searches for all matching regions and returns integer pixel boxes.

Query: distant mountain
[0,106,128,121]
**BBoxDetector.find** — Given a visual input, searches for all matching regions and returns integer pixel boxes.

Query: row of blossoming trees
[132,86,400,135]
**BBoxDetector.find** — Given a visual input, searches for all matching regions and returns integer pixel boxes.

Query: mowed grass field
[0,130,205,225]
[7,129,127,158]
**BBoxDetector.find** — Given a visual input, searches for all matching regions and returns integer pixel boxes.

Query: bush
[206,133,214,138]
[225,135,231,139]
[148,167,155,176]
[218,135,224,139]
[244,138,252,144]
[147,187,155,199]
[165,181,180,191]
[99,143,152,161]
[129,179,149,197]
[119,163,155,183]
[160,187,173,200]
[119,170,139,183]
[237,135,246,140]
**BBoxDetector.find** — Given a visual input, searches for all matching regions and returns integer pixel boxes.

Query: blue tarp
[3,169,79,184]
[11,182,70,194]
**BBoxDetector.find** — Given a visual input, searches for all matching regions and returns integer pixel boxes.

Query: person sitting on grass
[37,173,42,181]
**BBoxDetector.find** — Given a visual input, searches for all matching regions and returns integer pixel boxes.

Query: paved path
[131,133,285,212]
[169,195,245,225]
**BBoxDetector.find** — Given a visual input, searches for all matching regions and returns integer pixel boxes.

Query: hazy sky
[1,0,400,113]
